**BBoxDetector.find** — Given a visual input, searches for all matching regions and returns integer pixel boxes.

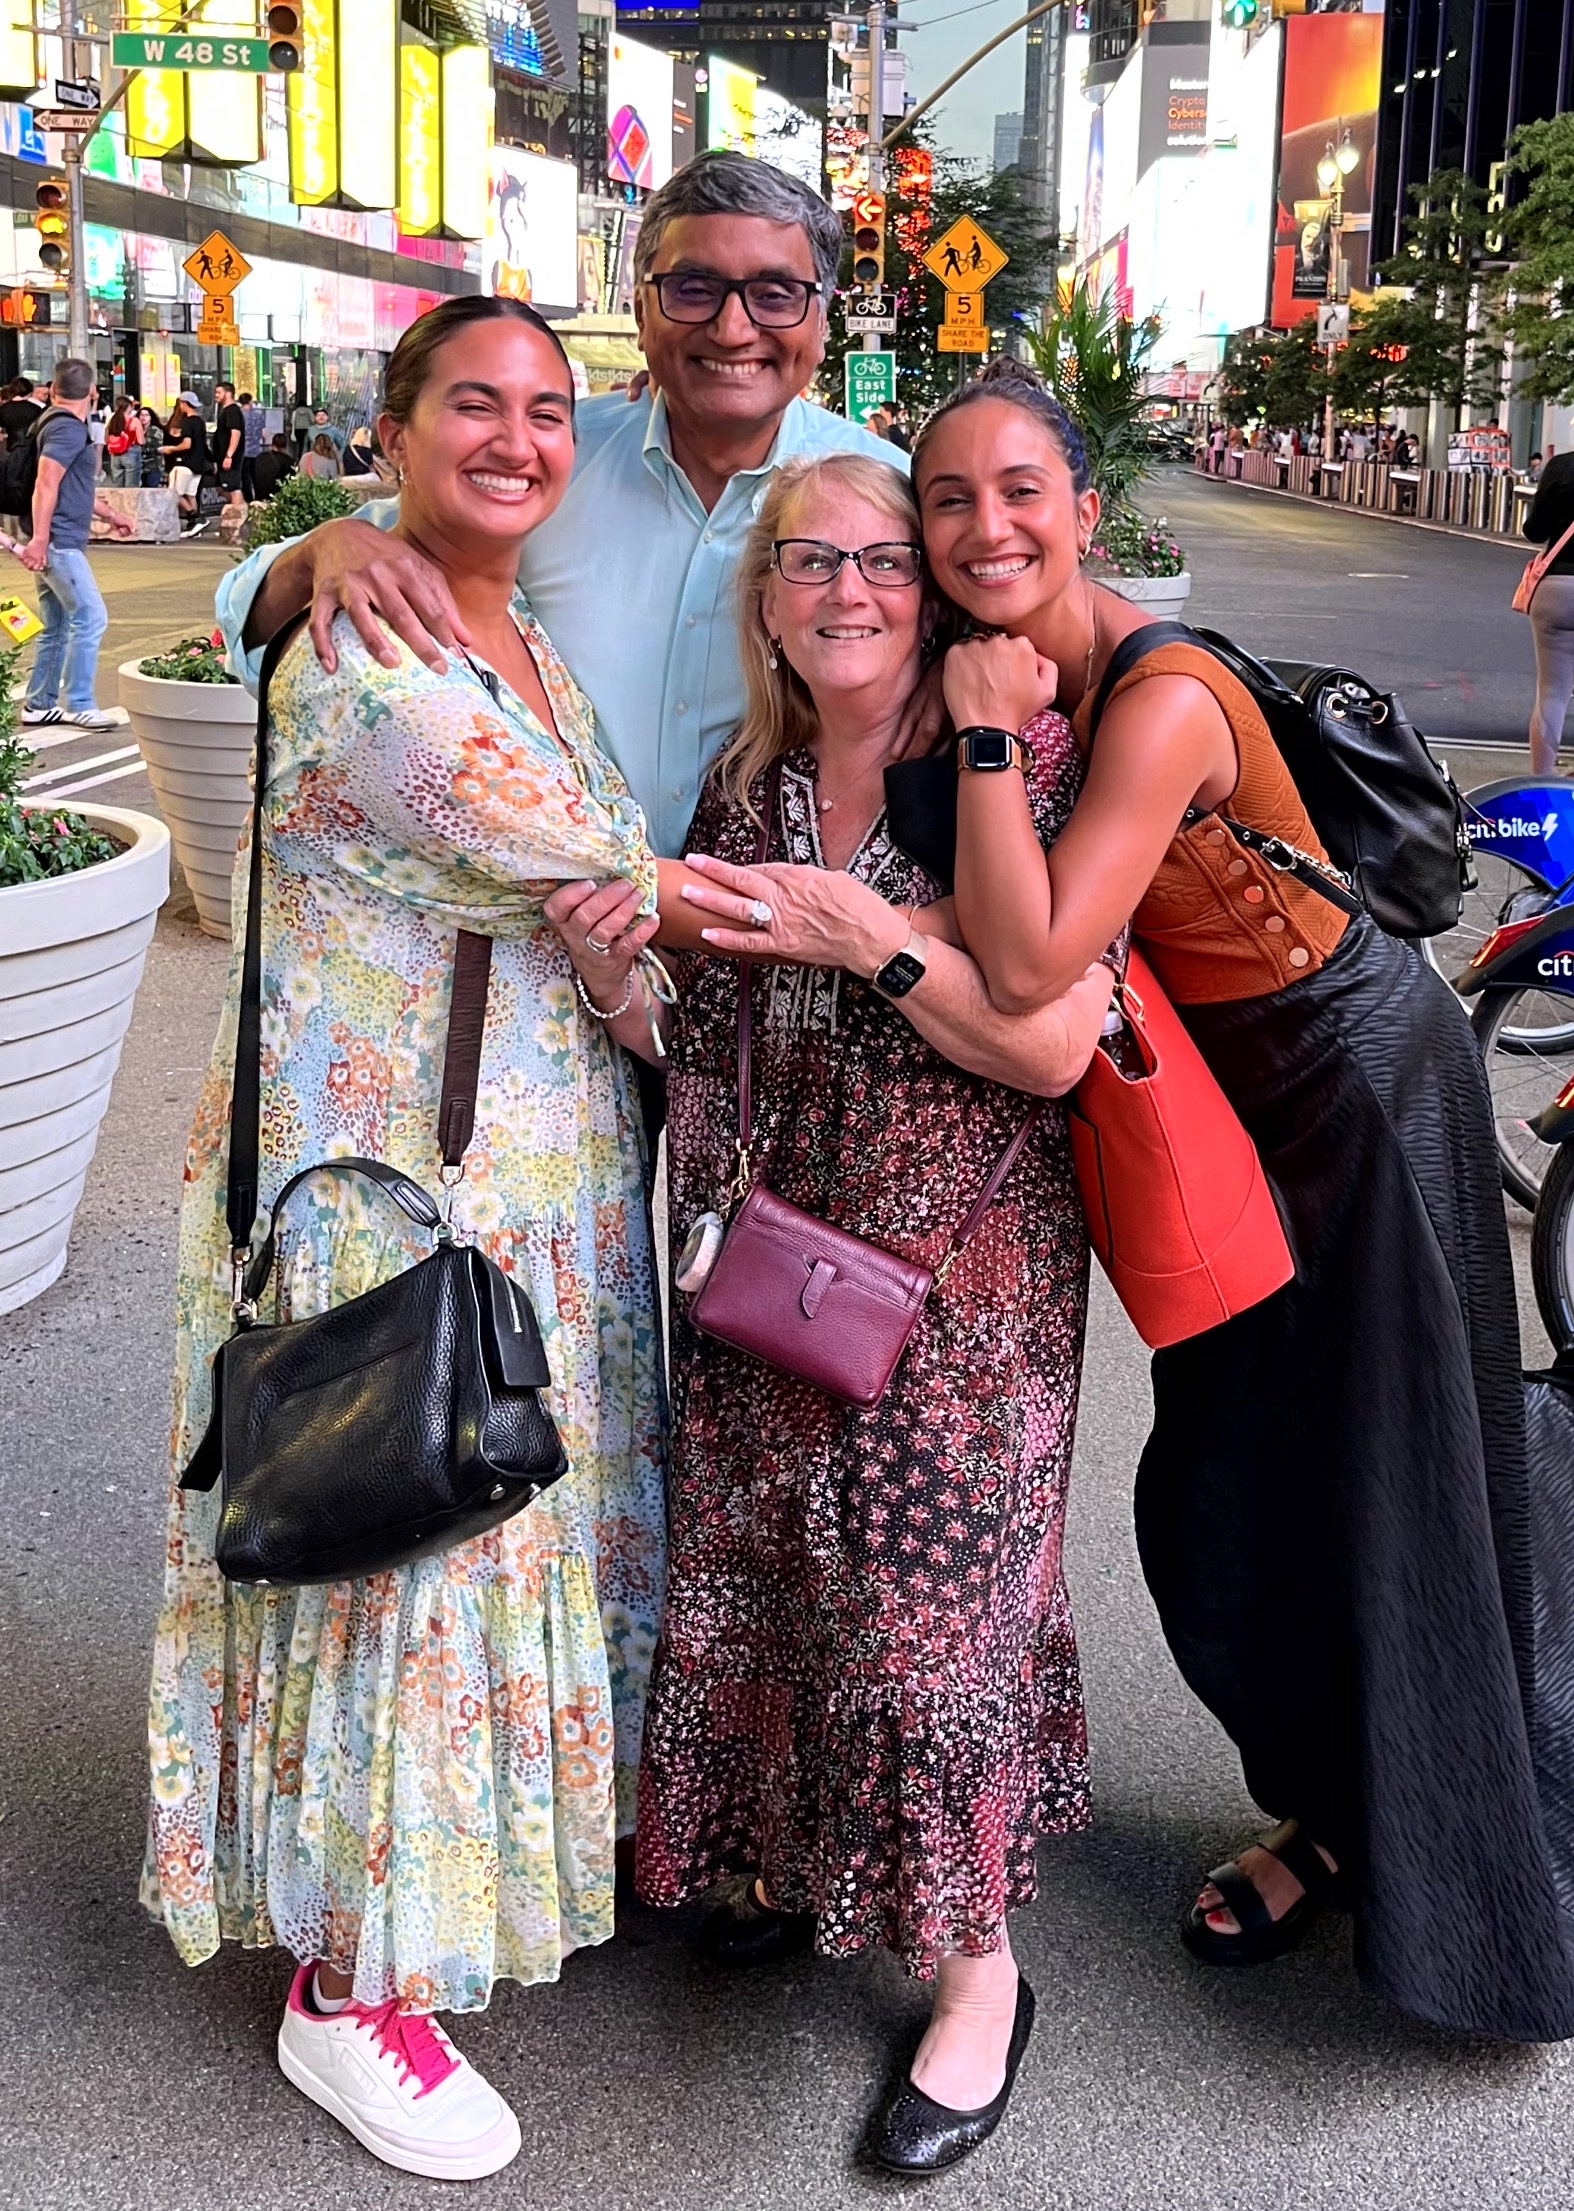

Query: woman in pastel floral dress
[141,299,667,2183]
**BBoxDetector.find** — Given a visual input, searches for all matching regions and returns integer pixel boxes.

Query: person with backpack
[13,357,134,731]
[162,393,212,536]
[906,356,1574,2045]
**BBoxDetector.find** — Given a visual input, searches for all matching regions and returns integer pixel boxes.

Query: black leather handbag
[180,621,567,1587]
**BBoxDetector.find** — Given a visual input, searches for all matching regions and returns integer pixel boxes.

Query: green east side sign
[110,31,271,69]
[844,350,896,426]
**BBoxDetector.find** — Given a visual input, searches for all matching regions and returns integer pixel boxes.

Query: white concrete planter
[119,660,255,939]
[1095,571,1194,623]
[0,805,170,1314]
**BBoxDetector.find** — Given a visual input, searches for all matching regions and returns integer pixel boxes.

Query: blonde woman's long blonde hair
[719,453,933,818]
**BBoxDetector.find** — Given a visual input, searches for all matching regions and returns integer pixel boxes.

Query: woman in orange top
[910,357,1574,2044]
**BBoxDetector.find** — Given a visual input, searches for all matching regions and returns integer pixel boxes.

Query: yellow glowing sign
[399,44,441,236]
[0,0,35,101]
[125,0,184,158]
[441,44,492,241]
[338,0,398,210]
[187,0,260,165]
[287,0,338,204]
[705,55,757,154]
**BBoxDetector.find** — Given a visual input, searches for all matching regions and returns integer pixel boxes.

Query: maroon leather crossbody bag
[686,769,1042,1409]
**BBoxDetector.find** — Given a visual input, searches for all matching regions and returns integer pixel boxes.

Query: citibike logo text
[1538,951,1574,978]
[1469,813,1562,841]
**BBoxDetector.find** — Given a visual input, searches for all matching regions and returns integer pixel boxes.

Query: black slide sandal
[1181,1825,1348,1968]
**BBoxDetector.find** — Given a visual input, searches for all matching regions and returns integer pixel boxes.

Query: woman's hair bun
[971,356,1049,397]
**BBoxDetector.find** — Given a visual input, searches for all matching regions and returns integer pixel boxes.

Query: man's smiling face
[634,212,827,440]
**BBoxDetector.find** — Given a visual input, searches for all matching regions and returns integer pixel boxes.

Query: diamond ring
[747,899,774,929]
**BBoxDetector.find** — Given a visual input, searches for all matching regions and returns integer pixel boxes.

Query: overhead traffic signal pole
[863,0,884,353]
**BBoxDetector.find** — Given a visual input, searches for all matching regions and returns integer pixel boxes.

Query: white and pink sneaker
[276,1963,521,2181]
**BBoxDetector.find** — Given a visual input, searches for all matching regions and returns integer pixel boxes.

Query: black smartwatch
[871,929,929,1001]
[955,726,1026,773]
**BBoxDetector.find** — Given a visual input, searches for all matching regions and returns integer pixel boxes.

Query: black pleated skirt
[1136,913,1574,2040]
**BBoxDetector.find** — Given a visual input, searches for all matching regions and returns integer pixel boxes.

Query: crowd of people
[1203,418,1421,473]
[18,145,1555,2188]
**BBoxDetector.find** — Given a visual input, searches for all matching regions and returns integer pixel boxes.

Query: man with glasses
[217,150,906,861]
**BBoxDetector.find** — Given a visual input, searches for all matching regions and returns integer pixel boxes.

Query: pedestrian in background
[621,453,1111,2177]
[104,397,143,488]
[311,406,345,455]
[915,354,1574,2048]
[1522,445,1574,774]
[213,380,246,511]
[0,374,42,451]
[289,394,312,458]
[299,432,341,480]
[342,424,376,476]
[138,406,164,488]
[142,296,668,2184]
[239,389,266,501]
[886,400,912,453]
[15,355,134,732]
[162,392,211,536]
[250,431,293,501]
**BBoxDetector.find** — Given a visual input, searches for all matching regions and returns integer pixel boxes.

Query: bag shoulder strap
[1088,620,1359,920]
[226,614,493,1261]
[731,755,1042,1259]
[1529,516,1574,581]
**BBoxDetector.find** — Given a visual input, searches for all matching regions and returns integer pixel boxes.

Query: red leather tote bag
[1067,947,1293,1349]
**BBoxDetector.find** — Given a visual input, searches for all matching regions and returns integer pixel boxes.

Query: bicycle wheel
[1425,850,1574,1050]
[1532,1144,1574,1355]
[1470,985,1574,1209]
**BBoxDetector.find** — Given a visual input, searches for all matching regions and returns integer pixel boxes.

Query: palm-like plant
[1023,279,1166,530]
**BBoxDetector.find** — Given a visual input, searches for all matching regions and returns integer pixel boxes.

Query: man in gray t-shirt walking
[19,356,133,731]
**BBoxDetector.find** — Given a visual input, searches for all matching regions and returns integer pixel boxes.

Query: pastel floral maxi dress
[636,718,1093,1975]
[142,606,667,2015]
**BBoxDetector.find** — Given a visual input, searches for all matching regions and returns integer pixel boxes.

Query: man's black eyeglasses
[647,271,820,329]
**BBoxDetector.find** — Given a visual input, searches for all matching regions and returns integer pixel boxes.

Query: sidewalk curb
[1186,468,1528,554]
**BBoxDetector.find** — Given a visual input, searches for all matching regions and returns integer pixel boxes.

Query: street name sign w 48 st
[111,31,272,69]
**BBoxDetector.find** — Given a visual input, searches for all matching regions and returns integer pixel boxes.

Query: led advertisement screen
[608,35,674,191]
[486,146,578,313]
[1270,10,1384,328]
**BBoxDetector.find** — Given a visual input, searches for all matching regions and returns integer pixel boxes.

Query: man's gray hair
[634,149,843,300]
[52,356,94,401]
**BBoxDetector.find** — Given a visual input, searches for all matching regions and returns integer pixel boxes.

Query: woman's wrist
[853,898,914,982]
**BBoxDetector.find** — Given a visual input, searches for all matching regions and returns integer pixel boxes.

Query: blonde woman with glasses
[549,453,1111,2176]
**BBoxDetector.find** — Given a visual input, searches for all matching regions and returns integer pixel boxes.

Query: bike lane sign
[845,349,897,425]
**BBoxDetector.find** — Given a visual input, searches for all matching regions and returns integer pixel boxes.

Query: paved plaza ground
[5,496,1574,2210]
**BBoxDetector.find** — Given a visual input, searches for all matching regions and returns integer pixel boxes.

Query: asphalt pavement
[3,517,1571,2211]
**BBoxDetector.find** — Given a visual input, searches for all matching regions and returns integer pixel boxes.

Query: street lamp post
[1317,131,1360,466]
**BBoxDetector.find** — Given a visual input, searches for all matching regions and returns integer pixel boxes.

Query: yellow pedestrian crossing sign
[183,230,252,294]
[924,216,1009,294]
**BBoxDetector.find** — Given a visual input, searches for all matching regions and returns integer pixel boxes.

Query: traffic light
[267,0,303,72]
[851,188,887,292]
[1220,0,1258,25]
[34,178,67,275]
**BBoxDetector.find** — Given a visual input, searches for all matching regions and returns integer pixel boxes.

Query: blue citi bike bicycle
[1444,772,1574,1348]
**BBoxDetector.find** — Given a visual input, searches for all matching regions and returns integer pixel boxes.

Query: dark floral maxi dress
[635,720,1094,1977]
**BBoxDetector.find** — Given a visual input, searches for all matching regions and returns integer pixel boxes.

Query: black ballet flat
[1181,1824,1348,1968]
[697,1879,815,1967]
[861,1974,1036,2177]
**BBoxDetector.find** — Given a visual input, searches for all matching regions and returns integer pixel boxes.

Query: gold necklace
[816,755,889,815]
[1082,592,1099,703]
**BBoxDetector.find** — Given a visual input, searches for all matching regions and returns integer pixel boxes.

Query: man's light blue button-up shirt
[216,390,908,858]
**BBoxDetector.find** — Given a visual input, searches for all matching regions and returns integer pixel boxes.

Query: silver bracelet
[575,968,636,1021]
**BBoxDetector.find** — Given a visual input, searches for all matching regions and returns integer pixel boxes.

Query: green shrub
[244,470,357,548]
[0,645,117,889]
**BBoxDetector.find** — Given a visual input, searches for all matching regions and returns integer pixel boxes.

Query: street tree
[822,133,1061,415]
[1261,318,1327,431]
[1371,168,1505,423]
[1330,295,1418,422]
[1502,113,1574,403]
[1217,330,1272,426]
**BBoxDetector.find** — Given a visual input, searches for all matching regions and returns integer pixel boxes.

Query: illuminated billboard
[608,37,674,192]
[486,146,577,313]
[399,44,441,236]
[706,55,757,154]
[1271,10,1384,327]
[126,0,260,164]
[756,89,822,190]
